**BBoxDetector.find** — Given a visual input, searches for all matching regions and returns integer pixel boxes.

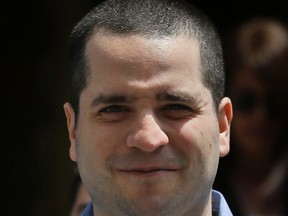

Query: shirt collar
[212,190,233,216]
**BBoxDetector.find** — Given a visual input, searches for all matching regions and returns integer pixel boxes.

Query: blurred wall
[2,0,287,215]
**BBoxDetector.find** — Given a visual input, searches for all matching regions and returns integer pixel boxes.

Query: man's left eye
[164,104,191,111]
[161,104,194,119]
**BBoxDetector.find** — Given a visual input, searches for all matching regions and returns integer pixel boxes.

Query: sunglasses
[231,90,279,116]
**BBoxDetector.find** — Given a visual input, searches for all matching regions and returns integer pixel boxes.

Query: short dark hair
[68,0,225,118]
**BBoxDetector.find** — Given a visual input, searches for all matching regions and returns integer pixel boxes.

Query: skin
[64,33,232,216]
[70,183,91,216]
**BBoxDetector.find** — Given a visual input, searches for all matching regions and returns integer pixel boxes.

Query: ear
[218,97,233,157]
[64,102,78,162]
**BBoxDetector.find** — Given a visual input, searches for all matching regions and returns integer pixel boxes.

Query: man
[64,0,233,215]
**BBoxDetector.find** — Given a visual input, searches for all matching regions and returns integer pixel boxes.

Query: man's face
[65,34,231,216]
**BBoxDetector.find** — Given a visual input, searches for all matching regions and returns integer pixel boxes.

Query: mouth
[117,166,179,177]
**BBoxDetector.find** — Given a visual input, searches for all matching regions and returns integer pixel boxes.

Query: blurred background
[2,0,288,215]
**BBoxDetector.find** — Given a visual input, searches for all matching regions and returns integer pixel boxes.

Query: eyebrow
[90,94,136,107]
[90,90,200,107]
[156,91,200,103]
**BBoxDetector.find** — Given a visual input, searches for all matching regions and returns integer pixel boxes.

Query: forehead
[83,33,205,95]
[85,32,200,72]
[80,33,214,108]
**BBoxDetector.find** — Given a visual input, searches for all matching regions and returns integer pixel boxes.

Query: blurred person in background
[69,167,91,216]
[214,17,288,216]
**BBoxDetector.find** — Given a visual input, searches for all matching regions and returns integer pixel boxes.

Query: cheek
[74,123,105,173]
[177,120,219,152]
[75,129,113,189]
[172,125,203,182]
[178,119,220,165]
[175,121,220,181]
[75,123,128,164]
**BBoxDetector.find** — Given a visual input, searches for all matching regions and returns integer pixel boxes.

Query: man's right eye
[95,105,131,122]
[99,105,130,113]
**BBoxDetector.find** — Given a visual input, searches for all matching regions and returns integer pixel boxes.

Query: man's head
[68,0,225,118]
[64,1,232,215]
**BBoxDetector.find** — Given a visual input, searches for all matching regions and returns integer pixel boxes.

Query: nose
[126,114,169,152]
